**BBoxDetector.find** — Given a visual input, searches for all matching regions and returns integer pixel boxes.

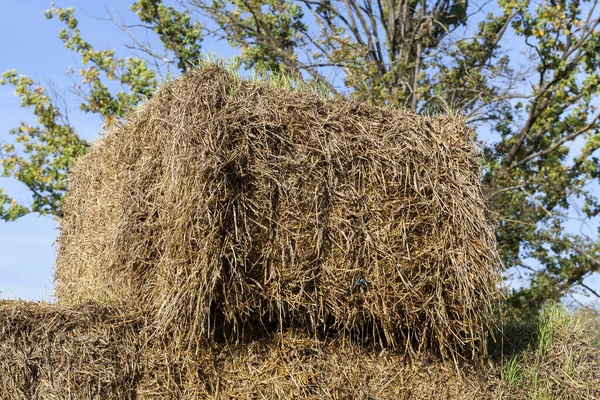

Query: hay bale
[142,331,523,400]
[0,301,141,399]
[0,301,524,399]
[55,64,500,360]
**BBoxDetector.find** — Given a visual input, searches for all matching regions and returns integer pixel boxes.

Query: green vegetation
[495,303,600,398]
[1,0,600,319]
[573,303,600,350]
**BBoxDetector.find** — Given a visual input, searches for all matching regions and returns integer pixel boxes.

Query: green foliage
[487,0,600,316]
[0,71,88,220]
[131,0,203,71]
[207,0,306,77]
[0,1,194,219]
[45,5,159,121]
[2,0,600,317]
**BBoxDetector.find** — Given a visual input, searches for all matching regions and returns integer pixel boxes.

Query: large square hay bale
[55,64,500,360]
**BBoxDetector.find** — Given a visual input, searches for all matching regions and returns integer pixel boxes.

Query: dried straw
[1,301,526,399]
[0,301,141,399]
[55,64,500,362]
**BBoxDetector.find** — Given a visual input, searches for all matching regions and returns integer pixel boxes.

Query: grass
[192,53,334,100]
[501,354,522,386]
[495,302,600,399]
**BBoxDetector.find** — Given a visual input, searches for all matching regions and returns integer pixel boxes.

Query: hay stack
[1,301,526,399]
[0,301,141,399]
[55,64,499,361]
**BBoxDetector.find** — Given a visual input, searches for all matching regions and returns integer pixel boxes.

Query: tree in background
[2,0,599,317]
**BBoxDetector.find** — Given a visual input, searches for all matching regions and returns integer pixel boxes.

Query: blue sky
[0,1,102,300]
[1,1,598,305]
[0,0,222,300]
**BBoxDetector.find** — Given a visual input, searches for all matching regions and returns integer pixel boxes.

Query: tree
[2,0,599,316]
[0,1,201,220]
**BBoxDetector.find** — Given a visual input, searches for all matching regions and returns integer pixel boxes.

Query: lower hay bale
[140,331,525,400]
[55,64,500,361]
[0,300,520,399]
[3,301,597,399]
[4,301,512,399]
[0,301,141,400]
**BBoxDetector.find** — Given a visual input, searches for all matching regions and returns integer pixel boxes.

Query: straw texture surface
[1,301,527,400]
[55,65,499,361]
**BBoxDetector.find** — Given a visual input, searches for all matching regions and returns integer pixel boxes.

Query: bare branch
[515,111,600,167]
